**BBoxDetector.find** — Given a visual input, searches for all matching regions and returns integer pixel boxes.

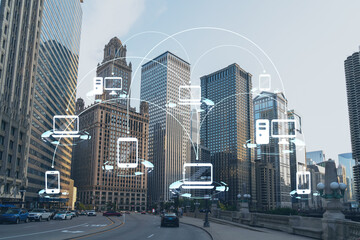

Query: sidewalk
[180,216,312,240]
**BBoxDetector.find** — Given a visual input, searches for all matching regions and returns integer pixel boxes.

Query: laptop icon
[52,115,80,138]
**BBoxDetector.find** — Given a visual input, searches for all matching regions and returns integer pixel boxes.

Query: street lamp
[316,182,347,199]
[194,201,200,218]
[203,195,210,228]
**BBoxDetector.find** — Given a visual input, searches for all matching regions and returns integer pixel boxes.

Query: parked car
[0,208,29,224]
[141,211,146,215]
[161,213,179,227]
[28,209,51,222]
[79,211,86,216]
[87,210,96,216]
[48,209,58,219]
[54,211,73,220]
[103,211,122,217]
[125,211,131,214]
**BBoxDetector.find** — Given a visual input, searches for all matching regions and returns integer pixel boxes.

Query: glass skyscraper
[338,153,356,201]
[26,0,82,205]
[141,51,191,205]
[253,91,291,208]
[200,63,255,206]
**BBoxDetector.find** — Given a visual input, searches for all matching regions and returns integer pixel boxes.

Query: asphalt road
[0,213,211,240]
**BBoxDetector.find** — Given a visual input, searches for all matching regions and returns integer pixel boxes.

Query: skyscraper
[0,0,43,203]
[26,0,82,206]
[141,51,191,205]
[306,151,326,165]
[344,49,360,202]
[200,63,255,206]
[253,91,291,208]
[72,100,149,211]
[338,153,356,201]
[96,37,131,105]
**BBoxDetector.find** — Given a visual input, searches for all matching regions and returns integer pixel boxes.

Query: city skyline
[76,1,360,161]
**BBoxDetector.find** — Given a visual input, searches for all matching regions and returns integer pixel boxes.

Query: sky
[76,0,360,161]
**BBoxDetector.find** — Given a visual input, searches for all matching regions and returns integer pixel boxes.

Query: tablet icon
[179,85,201,105]
[53,115,80,138]
[256,119,269,144]
[259,74,271,91]
[117,137,138,168]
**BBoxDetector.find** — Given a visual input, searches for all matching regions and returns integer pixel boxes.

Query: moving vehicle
[103,211,122,217]
[70,210,79,217]
[28,209,51,222]
[87,210,97,216]
[0,208,29,224]
[161,213,179,227]
[54,211,73,220]
[79,211,87,216]
[125,211,131,214]
[141,211,146,215]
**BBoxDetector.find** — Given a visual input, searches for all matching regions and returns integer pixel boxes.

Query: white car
[28,209,52,222]
[87,210,97,216]
[54,211,73,220]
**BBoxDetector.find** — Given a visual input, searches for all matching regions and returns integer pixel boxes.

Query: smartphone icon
[45,171,60,194]
[296,171,311,195]
[256,119,270,144]
[94,77,103,95]
[117,138,138,168]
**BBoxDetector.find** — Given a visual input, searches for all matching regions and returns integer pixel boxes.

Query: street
[0,213,211,240]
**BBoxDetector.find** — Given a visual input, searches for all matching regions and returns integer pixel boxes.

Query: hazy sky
[77,0,360,161]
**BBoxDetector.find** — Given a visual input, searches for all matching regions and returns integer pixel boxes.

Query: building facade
[72,100,149,211]
[26,0,82,205]
[141,51,191,205]
[200,63,255,206]
[306,151,327,166]
[338,153,355,202]
[0,0,43,203]
[344,50,360,202]
[253,91,291,208]
[96,37,131,105]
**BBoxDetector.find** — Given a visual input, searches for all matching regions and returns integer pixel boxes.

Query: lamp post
[317,159,347,240]
[203,195,210,228]
[237,183,251,219]
[194,201,200,218]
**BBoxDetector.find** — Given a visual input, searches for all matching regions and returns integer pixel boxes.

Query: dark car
[0,208,29,224]
[103,211,122,217]
[141,211,146,215]
[161,213,179,227]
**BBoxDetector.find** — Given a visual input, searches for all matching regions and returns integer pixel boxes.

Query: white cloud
[76,0,145,101]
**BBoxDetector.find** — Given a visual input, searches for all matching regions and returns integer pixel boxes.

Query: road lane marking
[0,223,88,239]
[62,230,85,234]
[147,234,154,238]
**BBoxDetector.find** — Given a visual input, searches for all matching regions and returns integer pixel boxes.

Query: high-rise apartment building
[96,37,131,105]
[26,0,82,205]
[140,51,191,205]
[253,91,291,208]
[72,100,149,211]
[344,49,360,202]
[0,0,43,203]
[200,63,255,206]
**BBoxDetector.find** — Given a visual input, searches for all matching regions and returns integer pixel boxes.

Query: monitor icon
[271,119,296,145]
[182,163,213,189]
[179,85,201,105]
[104,77,122,95]
[53,115,80,138]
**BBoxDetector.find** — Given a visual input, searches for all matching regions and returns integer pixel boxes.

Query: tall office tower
[253,91,291,208]
[141,51,191,205]
[306,150,326,165]
[26,0,82,206]
[255,161,276,210]
[96,37,131,105]
[344,49,360,202]
[0,0,43,203]
[200,63,255,206]
[72,100,149,211]
[338,153,355,201]
[287,110,306,192]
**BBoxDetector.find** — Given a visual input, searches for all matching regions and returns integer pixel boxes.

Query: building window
[0,136,3,145]
[1,121,6,131]
[6,169,10,177]
[8,155,11,163]
[11,127,15,135]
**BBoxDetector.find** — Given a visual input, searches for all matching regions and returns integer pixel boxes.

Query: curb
[209,217,265,233]
[181,221,214,240]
